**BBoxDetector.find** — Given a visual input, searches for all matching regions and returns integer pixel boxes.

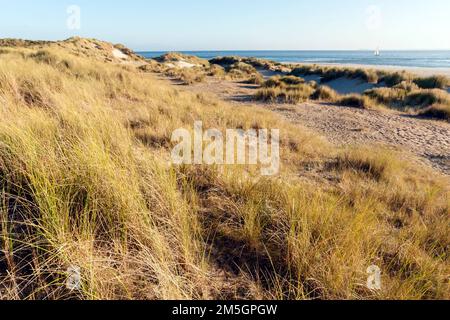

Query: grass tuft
[419,104,450,122]
[311,85,339,102]
[338,94,379,109]
[414,75,449,90]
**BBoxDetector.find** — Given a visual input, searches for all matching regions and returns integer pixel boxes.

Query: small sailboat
[374,47,380,56]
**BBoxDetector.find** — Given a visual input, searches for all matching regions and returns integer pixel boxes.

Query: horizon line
[135,48,450,52]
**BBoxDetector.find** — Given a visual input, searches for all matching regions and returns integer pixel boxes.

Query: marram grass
[0,39,448,300]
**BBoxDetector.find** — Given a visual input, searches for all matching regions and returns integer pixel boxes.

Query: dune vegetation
[0,39,448,300]
[146,53,450,120]
[254,76,381,109]
[252,72,450,120]
[289,64,450,90]
[147,53,267,84]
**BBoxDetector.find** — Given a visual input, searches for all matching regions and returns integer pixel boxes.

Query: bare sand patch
[112,48,129,60]
[322,77,376,94]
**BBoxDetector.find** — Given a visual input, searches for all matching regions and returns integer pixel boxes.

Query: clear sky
[1,0,449,51]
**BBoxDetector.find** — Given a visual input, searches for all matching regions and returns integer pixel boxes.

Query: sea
[138,50,450,69]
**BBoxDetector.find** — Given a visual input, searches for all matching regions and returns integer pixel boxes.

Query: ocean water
[138,50,450,69]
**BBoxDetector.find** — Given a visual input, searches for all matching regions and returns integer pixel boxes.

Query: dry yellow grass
[0,39,448,300]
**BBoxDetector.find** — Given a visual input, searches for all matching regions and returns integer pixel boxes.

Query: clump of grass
[28,50,58,66]
[177,68,206,85]
[209,56,241,66]
[311,85,339,102]
[364,85,450,116]
[290,65,324,77]
[223,62,261,81]
[338,94,379,109]
[290,65,379,84]
[243,73,264,85]
[139,59,166,73]
[225,68,247,80]
[155,52,210,68]
[393,80,419,92]
[255,83,315,104]
[209,56,285,73]
[333,147,400,181]
[418,104,450,122]
[277,75,305,85]
[414,75,449,89]
[364,87,407,106]
[320,68,349,83]
[207,64,226,77]
[262,77,284,88]
[381,72,411,87]
[262,75,305,88]
[227,62,257,75]
[405,89,450,108]
[353,68,379,83]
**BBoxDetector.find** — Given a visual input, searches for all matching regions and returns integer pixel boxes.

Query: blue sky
[1,0,449,50]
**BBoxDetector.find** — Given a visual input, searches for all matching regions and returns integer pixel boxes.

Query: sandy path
[275,103,450,172]
[164,76,450,174]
